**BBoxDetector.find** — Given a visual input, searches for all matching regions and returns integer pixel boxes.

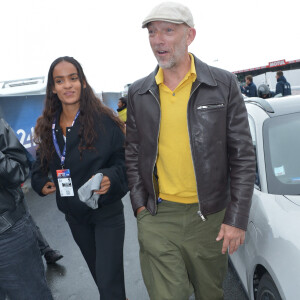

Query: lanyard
[52,110,80,168]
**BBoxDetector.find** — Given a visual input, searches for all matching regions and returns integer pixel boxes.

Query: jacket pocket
[197,103,225,111]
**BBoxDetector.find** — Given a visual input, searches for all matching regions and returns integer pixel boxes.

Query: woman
[31,56,128,300]
[117,96,127,123]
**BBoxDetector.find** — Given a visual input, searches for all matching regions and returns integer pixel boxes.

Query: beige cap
[142,2,194,28]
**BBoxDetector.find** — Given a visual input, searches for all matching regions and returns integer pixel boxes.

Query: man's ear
[187,28,196,46]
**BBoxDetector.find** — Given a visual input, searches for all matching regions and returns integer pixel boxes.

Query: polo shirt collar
[155,53,196,86]
[138,53,217,95]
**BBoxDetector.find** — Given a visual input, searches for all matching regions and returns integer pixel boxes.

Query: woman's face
[52,61,83,107]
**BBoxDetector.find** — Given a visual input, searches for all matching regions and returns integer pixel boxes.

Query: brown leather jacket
[125,55,256,230]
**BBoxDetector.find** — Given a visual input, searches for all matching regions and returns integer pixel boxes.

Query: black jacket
[241,82,258,97]
[31,113,127,221]
[125,54,256,230]
[0,118,29,215]
[275,76,291,96]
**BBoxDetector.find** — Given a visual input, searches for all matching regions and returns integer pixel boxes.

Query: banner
[0,94,45,157]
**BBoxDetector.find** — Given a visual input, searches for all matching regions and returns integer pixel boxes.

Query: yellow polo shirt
[156,54,198,204]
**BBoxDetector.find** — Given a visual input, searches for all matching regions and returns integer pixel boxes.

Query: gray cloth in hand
[77,173,103,209]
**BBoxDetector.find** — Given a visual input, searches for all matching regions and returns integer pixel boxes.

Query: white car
[230,95,300,300]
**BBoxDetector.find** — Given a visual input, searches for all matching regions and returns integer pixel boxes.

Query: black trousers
[66,201,126,300]
[28,215,50,254]
[23,200,51,255]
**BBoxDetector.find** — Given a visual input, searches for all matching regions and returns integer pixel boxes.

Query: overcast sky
[1,0,299,92]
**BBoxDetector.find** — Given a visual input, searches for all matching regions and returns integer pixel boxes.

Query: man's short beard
[156,57,176,69]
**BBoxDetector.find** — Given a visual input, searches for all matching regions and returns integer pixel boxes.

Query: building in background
[234,59,300,95]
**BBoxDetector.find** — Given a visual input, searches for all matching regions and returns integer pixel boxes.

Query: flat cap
[142,2,194,28]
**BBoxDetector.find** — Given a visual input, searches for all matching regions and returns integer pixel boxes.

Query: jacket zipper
[197,103,225,110]
[149,89,161,214]
[188,83,206,221]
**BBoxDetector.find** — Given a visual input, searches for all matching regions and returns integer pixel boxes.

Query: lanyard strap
[52,110,80,168]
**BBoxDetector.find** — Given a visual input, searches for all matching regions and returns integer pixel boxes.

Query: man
[241,75,258,97]
[117,96,128,123]
[275,70,291,96]
[125,2,256,300]
[0,118,53,300]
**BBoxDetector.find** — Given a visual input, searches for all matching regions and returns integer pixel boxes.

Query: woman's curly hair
[34,56,124,169]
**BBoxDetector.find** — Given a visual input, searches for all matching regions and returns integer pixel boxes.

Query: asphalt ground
[23,181,248,300]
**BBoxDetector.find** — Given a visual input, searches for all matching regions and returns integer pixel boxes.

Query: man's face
[245,78,250,86]
[147,21,194,69]
[117,100,123,109]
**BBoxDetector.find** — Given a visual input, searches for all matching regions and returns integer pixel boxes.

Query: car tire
[257,273,282,300]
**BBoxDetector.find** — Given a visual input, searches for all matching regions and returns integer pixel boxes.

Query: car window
[263,112,300,195]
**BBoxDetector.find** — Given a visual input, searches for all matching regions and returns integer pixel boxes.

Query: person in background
[23,147,63,264]
[0,118,53,300]
[30,215,63,264]
[257,83,272,99]
[31,56,128,300]
[117,96,127,123]
[241,75,258,97]
[275,70,291,96]
[125,2,256,300]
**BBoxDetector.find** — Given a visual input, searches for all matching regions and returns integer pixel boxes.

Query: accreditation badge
[56,169,74,197]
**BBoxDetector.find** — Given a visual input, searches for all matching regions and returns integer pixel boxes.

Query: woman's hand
[94,176,111,195]
[41,181,56,195]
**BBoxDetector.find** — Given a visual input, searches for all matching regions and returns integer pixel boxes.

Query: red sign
[233,59,300,74]
[268,59,287,68]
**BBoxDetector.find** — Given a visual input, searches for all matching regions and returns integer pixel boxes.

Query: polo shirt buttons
[68,129,71,132]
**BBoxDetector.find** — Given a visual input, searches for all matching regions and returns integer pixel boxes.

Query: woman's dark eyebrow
[54,73,78,79]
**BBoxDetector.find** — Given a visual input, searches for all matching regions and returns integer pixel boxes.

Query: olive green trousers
[137,201,228,300]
